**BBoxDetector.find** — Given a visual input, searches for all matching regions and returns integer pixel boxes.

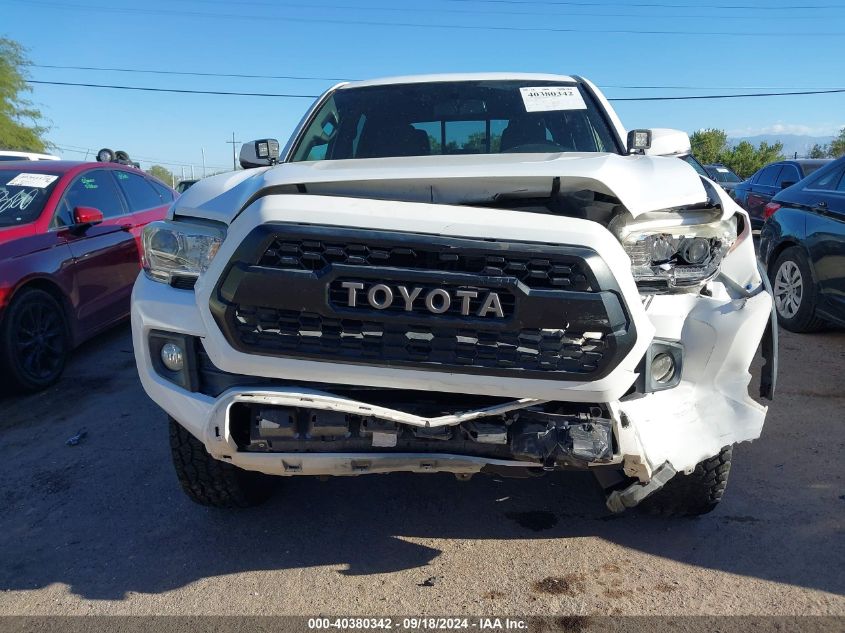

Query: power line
[11,0,845,36]
[28,80,320,98]
[54,144,230,169]
[29,78,845,101]
[445,0,845,9]
[610,88,845,100]
[27,63,352,82]
[29,63,837,92]
[176,0,834,20]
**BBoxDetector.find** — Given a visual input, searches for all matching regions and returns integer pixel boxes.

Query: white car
[0,150,60,161]
[132,74,776,515]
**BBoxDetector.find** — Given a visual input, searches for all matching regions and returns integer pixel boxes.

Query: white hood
[172,152,709,225]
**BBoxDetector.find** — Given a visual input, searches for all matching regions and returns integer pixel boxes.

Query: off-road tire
[640,447,733,517]
[770,247,825,333]
[169,417,275,508]
[0,288,69,393]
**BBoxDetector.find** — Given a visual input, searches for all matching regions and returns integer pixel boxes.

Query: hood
[173,153,708,226]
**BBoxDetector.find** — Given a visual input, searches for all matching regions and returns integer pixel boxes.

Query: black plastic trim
[148,330,199,391]
[210,224,637,381]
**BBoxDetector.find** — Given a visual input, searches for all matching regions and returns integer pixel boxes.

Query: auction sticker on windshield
[520,86,586,112]
[6,173,59,188]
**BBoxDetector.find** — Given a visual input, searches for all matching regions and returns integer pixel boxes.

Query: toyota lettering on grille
[339,281,506,318]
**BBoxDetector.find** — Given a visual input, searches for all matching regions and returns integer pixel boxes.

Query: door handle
[816,201,828,210]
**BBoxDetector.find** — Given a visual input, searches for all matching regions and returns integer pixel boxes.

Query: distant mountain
[728,134,835,158]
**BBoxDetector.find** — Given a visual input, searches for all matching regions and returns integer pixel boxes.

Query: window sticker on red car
[0,188,38,212]
[6,173,59,188]
[81,177,98,190]
[116,172,129,180]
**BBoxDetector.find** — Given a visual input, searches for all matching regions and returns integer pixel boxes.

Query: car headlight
[141,220,225,284]
[609,211,737,291]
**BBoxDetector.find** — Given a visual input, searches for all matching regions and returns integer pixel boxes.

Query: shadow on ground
[1,326,843,601]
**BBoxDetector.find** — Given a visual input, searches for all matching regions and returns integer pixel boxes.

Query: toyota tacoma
[131,74,777,515]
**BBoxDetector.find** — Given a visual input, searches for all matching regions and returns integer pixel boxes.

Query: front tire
[169,417,275,508]
[770,247,825,333]
[640,447,733,517]
[0,288,69,393]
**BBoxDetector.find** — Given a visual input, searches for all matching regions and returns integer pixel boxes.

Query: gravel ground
[0,323,843,617]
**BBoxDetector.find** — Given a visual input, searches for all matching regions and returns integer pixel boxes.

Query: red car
[0,161,175,392]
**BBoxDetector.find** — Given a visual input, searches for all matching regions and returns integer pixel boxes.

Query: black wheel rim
[15,302,65,381]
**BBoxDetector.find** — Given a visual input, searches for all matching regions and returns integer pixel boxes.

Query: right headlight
[609,211,738,292]
[141,220,225,284]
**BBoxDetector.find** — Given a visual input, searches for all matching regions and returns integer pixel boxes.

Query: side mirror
[629,128,691,157]
[780,181,796,190]
[73,206,104,226]
[240,139,280,169]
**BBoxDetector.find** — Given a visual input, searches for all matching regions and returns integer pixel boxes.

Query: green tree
[147,165,176,186]
[690,128,728,165]
[719,140,784,179]
[0,38,50,152]
[464,131,502,153]
[721,141,783,178]
[829,127,845,158]
[808,143,830,159]
[688,127,785,177]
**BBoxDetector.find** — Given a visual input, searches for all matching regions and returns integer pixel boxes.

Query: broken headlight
[142,220,225,284]
[610,212,737,291]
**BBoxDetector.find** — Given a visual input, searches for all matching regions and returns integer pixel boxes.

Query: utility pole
[191,164,195,179]
[225,132,242,171]
[201,148,206,178]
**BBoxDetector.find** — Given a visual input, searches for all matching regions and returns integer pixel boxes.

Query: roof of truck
[341,73,578,89]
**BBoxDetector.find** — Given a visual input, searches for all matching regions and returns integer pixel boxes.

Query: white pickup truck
[131,74,776,515]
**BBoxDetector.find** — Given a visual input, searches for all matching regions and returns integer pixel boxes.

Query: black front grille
[210,224,635,381]
[258,237,592,291]
[232,307,608,375]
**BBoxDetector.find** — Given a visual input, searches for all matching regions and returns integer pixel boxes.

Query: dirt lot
[0,323,843,617]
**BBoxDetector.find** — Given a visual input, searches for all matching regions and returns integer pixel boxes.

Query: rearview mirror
[73,206,104,226]
[780,181,796,189]
[240,139,281,169]
[629,128,691,157]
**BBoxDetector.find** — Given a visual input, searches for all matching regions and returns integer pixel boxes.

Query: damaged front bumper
[132,272,773,488]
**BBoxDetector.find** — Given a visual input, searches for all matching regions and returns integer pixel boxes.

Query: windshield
[681,155,709,177]
[0,170,61,227]
[290,80,620,162]
[708,167,741,183]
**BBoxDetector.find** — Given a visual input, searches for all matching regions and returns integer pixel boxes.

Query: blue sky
[5,0,845,177]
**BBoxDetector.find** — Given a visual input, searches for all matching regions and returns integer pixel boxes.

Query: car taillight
[763,202,781,219]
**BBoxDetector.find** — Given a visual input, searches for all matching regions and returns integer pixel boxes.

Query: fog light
[161,343,184,372]
[651,352,675,383]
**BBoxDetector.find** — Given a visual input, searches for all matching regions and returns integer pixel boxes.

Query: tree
[688,127,784,178]
[690,128,728,165]
[0,38,50,152]
[720,140,784,179]
[147,165,176,186]
[808,143,830,159]
[830,127,845,158]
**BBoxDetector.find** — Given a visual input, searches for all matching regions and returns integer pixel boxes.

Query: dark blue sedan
[735,159,832,230]
[759,156,845,332]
